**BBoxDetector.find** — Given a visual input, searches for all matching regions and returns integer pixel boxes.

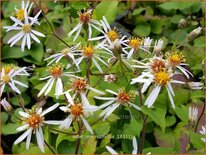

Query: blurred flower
[3,10,45,51]
[95,88,141,120]
[143,37,153,51]
[68,9,102,41]
[104,74,117,83]
[153,39,164,54]
[186,27,202,41]
[188,106,198,125]
[44,43,81,68]
[131,70,185,109]
[37,63,78,99]
[59,94,98,134]
[178,18,187,29]
[106,136,137,154]
[64,77,104,106]
[200,126,205,142]
[14,103,60,153]
[76,45,109,73]
[0,66,29,96]
[165,51,193,79]
[187,82,203,90]
[0,98,12,112]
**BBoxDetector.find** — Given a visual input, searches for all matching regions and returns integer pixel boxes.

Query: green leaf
[11,93,31,106]
[190,90,204,100]
[2,1,19,18]
[170,29,187,44]
[2,123,20,135]
[190,132,205,150]
[93,121,110,136]
[99,134,112,147]
[132,8,145,15]
[159,2,182,10]
[142,106,166,132]
[174,105,188,122]
[194,36,205,47]
[165,115,176,127]
[82,136,97,154]
[71,1,88,10]
[29,44,44,62]
[94,1,118,23]
[133,22,151,37]
[150,19,164,34]
[20,146,54,154]
[173,89,190,106]
[57,140,76,154]
[171,15,184,24]
[1,112,9,124]
[12,142,36,154]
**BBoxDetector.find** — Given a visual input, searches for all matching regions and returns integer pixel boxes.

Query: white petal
[132,137,138,154]
[21,35,27,52]
[106,146,118,154]
[145,86,161,108]
[104,103,119,120]
[88,86,105,95]
[26,131,32,149]
[105,89,118,95]
[81,116,93,134]
[98,100,115,109]
[43,120,62,125]
[92,58,103,73]
[12,80,28,88]
[59,115,73,129]
[26,33,31,49]
[10,16,23,26]
[73,25,82,42]
[19,111,30,118]
[65,92,74,105]
[30,32,40,43]
[31,30,45,37]
[127,48,134,59]
[44,78,55,96]
[17,124,29,131]
[55,78,63,98]
[129,102,141,111]
[80,93,90,106]
[14,128,32,145]
[37,78,53,97]
[68,23,82,37]
[94,96,116,100]
[36,128,45,153]
[8,31,24,44]
[10,33,24,47]
[166,86,175,109]
[40,103,59,116]
[8,82,21,94]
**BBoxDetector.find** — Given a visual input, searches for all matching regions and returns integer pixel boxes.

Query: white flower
[44,43,81,68]
[187,82,203,90]
[14,103,60,153]
[0,98,12,112]
[165,51,193,79]
[131,70,185,109]
[37,63,78,99]
[106,136,138,154]
[4,9,45,51]
[199,126,205,142]
[104,74,117,83]
[64,77,104,106]
[153,39,164,53]
[68,9,102,41]
[188,106,198,123]
[59,94,98,134]
[143,37,153,51]
[75,45,109,73]
[122,37,151,59]
[0,66,29,96]
[95,88,141,120]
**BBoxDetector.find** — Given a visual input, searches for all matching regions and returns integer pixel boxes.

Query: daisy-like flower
[4,9,45,51]
[165,51,193,78]
[14,103,60,152]
[188,106,198,127]
[104,74,117,83]
[59,94,98,134]
[44,43,81,68]
[143,37,153,51]
[65,77,104,106]
[68,9,102,41]
[199,126,206,142]
[0,98,12,112]
[94,88,141,120]
[76,45,109,73]
[0,66,29,96]
[131,69,185,109]
[187,82,203,90]
[106,136,138,154]
[37,63,78,99]
[122,37,150,59]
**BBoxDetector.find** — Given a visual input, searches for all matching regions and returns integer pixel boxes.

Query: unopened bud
[187,82,203,90]
[0,98,12,112]
[104,74,117,83]
[178,18,187,29]
[186,27,202,41]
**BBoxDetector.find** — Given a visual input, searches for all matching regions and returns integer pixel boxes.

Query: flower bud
[187,82,203,90]
[178,18,187,29]
[104,74,117,83]
[186,27,202,41]
[0,98,12,112]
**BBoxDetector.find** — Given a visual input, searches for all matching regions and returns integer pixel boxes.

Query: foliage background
[1,0,205,154]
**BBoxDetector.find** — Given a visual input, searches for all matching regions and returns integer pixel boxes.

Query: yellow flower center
[27,114,43,129]
[107,29,118,42]
[155,71,170,86]
[22,24,31,33]
[70,104,83,116]
[71,78,87,93]
[2,75,10,83]
[150,59,165,73]
[49,64,64,78]
[166,52,186,67]
[79,12,91,24]
[83,46,94,58]
[16,9,25,21]
[129,38,142,50]
[4,66,14,74]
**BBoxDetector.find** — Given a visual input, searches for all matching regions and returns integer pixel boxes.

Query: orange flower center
[70,104,83,116]
[49,66,62,78]
[27,114,43,128]
[79,12,91,24]
[155,71,170,86]
[16,9,25,21]
[151,59,165,73]
[71,78,87,93]
[83,46,94,58]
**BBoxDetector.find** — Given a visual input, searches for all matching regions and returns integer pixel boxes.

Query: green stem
[44,140,56,154]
